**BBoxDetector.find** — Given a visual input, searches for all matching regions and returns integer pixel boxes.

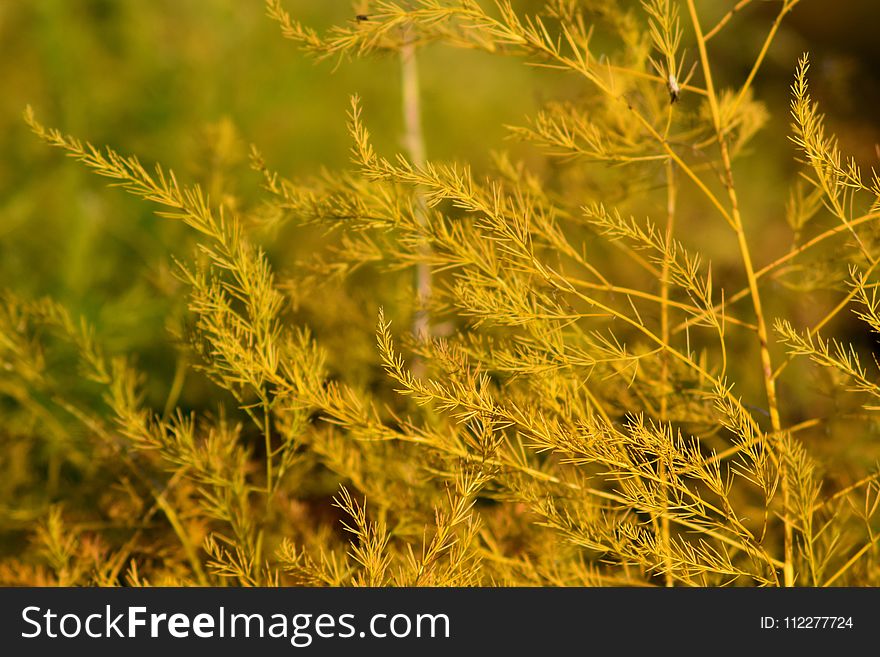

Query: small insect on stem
[667,73,681,104]
[356,14,369,22]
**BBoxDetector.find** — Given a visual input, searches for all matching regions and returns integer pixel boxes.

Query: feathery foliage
[3,0,880,587]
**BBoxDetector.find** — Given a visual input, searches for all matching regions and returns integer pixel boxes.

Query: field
[2,0,880,587]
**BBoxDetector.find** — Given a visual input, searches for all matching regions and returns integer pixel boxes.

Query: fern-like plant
[3,0,879,587]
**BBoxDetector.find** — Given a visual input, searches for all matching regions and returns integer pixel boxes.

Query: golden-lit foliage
[2,0,880,588]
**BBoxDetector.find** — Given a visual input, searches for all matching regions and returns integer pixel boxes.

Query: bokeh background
[2,0,880,542]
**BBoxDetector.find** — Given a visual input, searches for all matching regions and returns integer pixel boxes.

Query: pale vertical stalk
[686,0,793,586]
[659,159,676,587]
[400,37,426,170]
[401,29,432,376]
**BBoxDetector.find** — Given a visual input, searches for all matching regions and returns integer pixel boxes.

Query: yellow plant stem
[673,211,880,336]
[659,158,676,586]
[686,0,793,587]
[456,2,736,229]
[569,276,756,331]
[607,64,707,96]
[405,432,783,577]
[813,471,880,514]
[824,532,880,586]
[703,0,753,42]
[730,0,801,117]
[773,257,880,380]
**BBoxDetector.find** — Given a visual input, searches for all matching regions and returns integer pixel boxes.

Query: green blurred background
[2,1,552,400]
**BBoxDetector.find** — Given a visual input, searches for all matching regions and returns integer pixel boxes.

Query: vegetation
[2,0,880,587]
